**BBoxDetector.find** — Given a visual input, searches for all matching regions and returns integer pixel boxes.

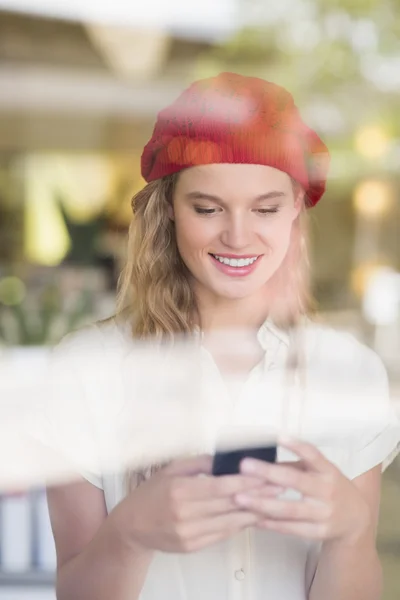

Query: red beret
[141,72,330,206]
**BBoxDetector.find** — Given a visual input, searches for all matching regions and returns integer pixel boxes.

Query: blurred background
[0,0,399,598]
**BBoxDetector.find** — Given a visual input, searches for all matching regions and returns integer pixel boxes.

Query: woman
[47,72,399,600]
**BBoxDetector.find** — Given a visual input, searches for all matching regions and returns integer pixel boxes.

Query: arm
[47,478,153,600]
[49,456,267,600]
[308,465,382,600]
[234,440,386,600]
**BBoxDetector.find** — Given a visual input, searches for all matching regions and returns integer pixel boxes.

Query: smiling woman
[46,72,399,600]
[119,162,312,336]
[168,164,303,315]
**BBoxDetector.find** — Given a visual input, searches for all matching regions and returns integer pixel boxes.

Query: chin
[211,283,263,301]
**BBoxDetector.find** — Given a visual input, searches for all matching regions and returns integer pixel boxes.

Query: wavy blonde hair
[117,173,314,337]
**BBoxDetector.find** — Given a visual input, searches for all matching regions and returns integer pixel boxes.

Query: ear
[293,187,305,218]
[167,202,175,221]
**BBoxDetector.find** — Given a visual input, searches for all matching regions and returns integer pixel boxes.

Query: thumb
[165,454,213,477]
[279,459,307,471]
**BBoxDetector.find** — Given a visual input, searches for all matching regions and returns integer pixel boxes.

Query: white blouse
[46,316,400,600]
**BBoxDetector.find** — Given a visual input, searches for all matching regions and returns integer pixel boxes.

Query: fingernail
[240,459,257,473]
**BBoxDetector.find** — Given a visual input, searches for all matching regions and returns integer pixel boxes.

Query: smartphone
[212,445,277,476]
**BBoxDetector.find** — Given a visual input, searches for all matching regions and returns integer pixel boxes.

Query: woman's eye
[194,207,218,215]
[194,206,279,215]
[256,207,280,215]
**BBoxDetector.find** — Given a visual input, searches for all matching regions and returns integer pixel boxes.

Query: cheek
[174,215,212,257]
[260,218,293,253]
[175,214,218,254]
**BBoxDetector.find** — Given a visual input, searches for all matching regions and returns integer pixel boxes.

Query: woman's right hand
[112,455,282,554]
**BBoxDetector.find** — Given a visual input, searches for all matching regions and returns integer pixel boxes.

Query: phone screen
[212,445,277,476]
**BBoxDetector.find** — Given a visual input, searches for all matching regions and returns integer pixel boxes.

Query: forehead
[175,164,292,197]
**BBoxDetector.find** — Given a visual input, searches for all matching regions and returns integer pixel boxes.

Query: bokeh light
[354,125,390,160]
[353,180,393,219]
[350,260,393,298]
[363,267,400,326]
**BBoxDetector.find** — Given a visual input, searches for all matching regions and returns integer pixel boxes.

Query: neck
[194,287,271,334]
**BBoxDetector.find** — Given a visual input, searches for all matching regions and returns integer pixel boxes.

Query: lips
[209,253,262,277]
[209,254,261,259]
[210,254,259,268]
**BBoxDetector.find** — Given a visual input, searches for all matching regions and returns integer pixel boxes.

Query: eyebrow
[185,191,287,203]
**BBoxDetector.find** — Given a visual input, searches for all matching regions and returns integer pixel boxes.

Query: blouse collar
[193,319,290,351]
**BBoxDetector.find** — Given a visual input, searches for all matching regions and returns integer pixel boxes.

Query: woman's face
[170,163,303,302]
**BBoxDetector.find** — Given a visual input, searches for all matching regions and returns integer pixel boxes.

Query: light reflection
[353,180,393,219]
[354,125,390,159]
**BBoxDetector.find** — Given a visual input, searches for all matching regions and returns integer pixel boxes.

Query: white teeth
[213,255,258,267]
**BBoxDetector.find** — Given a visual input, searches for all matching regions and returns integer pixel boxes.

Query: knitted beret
[141,72,330,206]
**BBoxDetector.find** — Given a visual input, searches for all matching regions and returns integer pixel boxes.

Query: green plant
[0,284,94,346]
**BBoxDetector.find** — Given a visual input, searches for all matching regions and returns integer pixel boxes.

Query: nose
[220,211,252,250]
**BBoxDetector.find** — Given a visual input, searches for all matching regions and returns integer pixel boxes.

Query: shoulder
[303,322,387,387]
[53,314,133,358]
[301,323,399,476]
[46,317,134,472]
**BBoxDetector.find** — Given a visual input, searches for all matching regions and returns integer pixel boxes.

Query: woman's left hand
[235,438,372,544]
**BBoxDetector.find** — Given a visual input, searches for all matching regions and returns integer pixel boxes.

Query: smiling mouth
[209,254,261,268]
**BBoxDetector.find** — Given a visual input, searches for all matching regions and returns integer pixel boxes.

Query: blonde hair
[117,174,314,337]
[117,173,195,339]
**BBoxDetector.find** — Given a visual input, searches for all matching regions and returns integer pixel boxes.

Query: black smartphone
[212,445,277,476]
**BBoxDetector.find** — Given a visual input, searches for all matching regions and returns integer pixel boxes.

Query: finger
[182,485,284,519]
[259,518,328,540]
[277,438,334,474]
[177,473,264,501]
[278,460,308,471]
[180,496,238,519]
[189,510,261,538]
[239,461,324,498]
[186,532,228,552]
[165,455,213,476]
[240,484,285,498]
[185,525,252,553]
[235,495,328,522]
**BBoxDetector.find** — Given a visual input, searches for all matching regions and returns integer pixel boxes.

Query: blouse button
[235,569,245,581]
